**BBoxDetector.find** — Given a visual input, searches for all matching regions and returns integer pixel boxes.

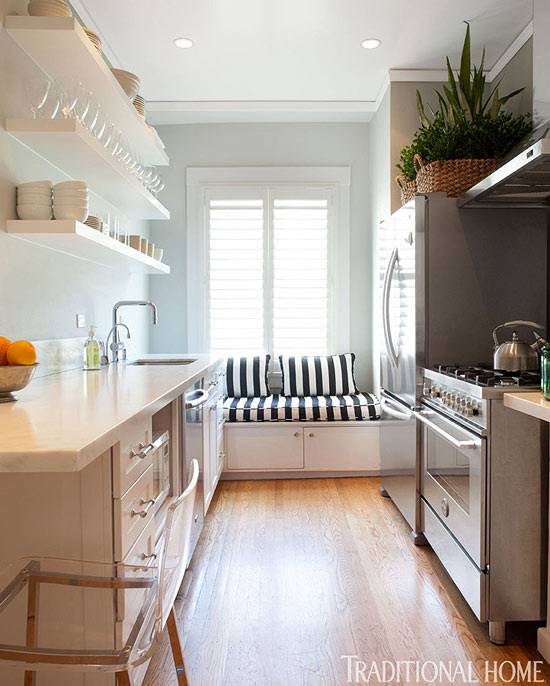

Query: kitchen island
[0,354,223,686]
[504,391,550,664]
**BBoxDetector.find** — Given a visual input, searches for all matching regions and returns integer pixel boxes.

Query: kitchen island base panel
[0,455,114,686]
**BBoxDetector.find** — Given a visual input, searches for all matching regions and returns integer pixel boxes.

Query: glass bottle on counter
[542,347,550,400]
[83,325,101,371]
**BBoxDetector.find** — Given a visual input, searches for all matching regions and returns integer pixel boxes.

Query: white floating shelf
[6,220,170,275]
[5,15,169,166]
[6,118,170,221]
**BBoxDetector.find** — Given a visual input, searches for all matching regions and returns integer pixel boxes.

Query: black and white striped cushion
[279,354,358,397]
[223,393,380,422]
[225,356,271,398]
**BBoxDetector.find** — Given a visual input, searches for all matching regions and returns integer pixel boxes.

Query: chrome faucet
[110,300,158,363]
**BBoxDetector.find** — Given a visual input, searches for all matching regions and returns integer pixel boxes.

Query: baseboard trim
[221,470,382,480]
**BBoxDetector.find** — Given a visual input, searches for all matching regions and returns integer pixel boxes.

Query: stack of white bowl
[83,28,102,54]
[111,69,141,100]
[28,0,72,16]
[17,181,52,220]
[53,181,89,222]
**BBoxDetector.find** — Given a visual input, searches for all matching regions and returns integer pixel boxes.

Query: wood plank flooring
[143,478,550,685]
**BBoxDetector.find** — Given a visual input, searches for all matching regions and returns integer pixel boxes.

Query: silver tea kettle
[493,320,544,371]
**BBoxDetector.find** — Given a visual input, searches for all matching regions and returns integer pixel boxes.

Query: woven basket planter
[413,154,497,198]
[396,176,418,205]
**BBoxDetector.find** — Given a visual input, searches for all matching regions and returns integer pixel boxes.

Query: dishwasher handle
[185,388,210,409]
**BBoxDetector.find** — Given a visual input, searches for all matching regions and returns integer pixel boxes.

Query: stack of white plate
[17,181,52,220]
[53,181,89,222]
[28,0,72,17]
[133,94,145,117]
[83,28,102,54]
[111,69,140,100]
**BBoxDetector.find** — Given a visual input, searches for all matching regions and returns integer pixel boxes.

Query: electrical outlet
[76,314,86,328]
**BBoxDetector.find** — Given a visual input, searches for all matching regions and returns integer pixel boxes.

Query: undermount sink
[130,358,197,366]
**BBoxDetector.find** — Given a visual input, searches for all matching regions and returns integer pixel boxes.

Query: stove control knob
[423,384,430,396]
[465,401,474,417]
[431,386,441,398]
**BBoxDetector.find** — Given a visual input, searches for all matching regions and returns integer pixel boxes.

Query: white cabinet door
[226,425,304,470]
[304,426,380,471]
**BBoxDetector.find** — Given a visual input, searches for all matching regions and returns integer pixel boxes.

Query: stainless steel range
[418,365,548,645]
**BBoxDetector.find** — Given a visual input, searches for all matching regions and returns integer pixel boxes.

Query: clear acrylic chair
[0,459,200,686]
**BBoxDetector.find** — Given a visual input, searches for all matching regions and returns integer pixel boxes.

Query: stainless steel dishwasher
[183,382,210,560]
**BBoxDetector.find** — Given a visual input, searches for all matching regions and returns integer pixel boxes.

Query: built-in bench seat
[224,392,380,422]
[222,355,380,474]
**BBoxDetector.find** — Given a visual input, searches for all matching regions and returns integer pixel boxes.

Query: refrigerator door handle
[381,393,412,420]
[382,248,399,368]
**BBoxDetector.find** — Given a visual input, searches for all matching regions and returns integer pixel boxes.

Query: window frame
[186,166,351,356]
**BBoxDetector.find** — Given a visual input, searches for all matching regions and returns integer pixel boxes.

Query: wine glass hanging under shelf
[24,76,165,196]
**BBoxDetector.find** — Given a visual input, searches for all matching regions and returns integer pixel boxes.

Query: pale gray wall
[0,0,153,354]
[150,123,373,389]
[367,90,390,392]
[497,39,533,117]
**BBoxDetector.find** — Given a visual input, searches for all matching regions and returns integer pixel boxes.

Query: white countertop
[504,391,550,423]
[0,354,220,473]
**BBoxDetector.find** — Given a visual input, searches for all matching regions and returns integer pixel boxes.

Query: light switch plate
[76,313,86,328]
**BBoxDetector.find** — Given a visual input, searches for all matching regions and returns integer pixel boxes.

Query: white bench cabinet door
[304,426,380,471]
[226,425,304,470]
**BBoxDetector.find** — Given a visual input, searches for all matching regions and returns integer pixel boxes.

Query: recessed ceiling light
[174,37,194,49]
[361,38,381,50]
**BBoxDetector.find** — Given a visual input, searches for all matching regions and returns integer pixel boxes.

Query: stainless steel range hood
[460,0,550,208]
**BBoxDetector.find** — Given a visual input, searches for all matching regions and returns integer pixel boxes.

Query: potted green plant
[396,23,532,203]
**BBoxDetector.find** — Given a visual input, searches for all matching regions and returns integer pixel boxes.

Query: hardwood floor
[143,478,550,685]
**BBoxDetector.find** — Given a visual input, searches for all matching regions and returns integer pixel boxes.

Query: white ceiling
[73,0,532,120]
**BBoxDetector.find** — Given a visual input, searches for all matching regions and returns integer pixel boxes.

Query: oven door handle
[414,410,479,449]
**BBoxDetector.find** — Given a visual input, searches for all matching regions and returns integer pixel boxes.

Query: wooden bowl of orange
[0,338,38,402]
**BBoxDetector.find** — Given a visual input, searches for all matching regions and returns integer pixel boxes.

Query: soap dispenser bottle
[83,326,101,371]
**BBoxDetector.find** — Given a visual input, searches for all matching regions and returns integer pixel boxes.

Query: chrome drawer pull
[441,498,450,518]
[141,552,158,561]
[130,442,155,460]
[131,498,155,518]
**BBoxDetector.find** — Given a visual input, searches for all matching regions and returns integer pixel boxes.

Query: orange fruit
[0,337,11,365]
[6,340,37,366]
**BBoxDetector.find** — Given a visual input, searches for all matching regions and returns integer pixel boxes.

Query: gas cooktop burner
[434,364,541,387]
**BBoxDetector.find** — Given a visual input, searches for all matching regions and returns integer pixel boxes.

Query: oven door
[417,406,486,568]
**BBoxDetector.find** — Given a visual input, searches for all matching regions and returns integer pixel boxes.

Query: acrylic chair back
[159,458,199,627]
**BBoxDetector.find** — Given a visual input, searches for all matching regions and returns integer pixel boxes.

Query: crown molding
[487,20,533,81]
[146,100,377,124]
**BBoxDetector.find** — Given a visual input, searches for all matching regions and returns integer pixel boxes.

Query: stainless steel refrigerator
[378,194,548,539]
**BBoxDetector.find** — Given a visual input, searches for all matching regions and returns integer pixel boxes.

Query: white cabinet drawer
[303,425,379,471]
[114,465,155,561]
[226,425,304,471]
[113,415,153,497]
[116,515,157,642]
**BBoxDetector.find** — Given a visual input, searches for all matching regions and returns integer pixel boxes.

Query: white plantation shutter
[199,179,345,359]
[208,197,264,356]
[272,198,329,355]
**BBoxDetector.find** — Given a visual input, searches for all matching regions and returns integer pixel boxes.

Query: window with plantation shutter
[272,198,329,355]
[187,168,350,359]
[208,198,265,357]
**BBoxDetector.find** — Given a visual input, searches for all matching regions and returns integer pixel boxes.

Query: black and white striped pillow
[279,354,358,396]
[225,356,271,398]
